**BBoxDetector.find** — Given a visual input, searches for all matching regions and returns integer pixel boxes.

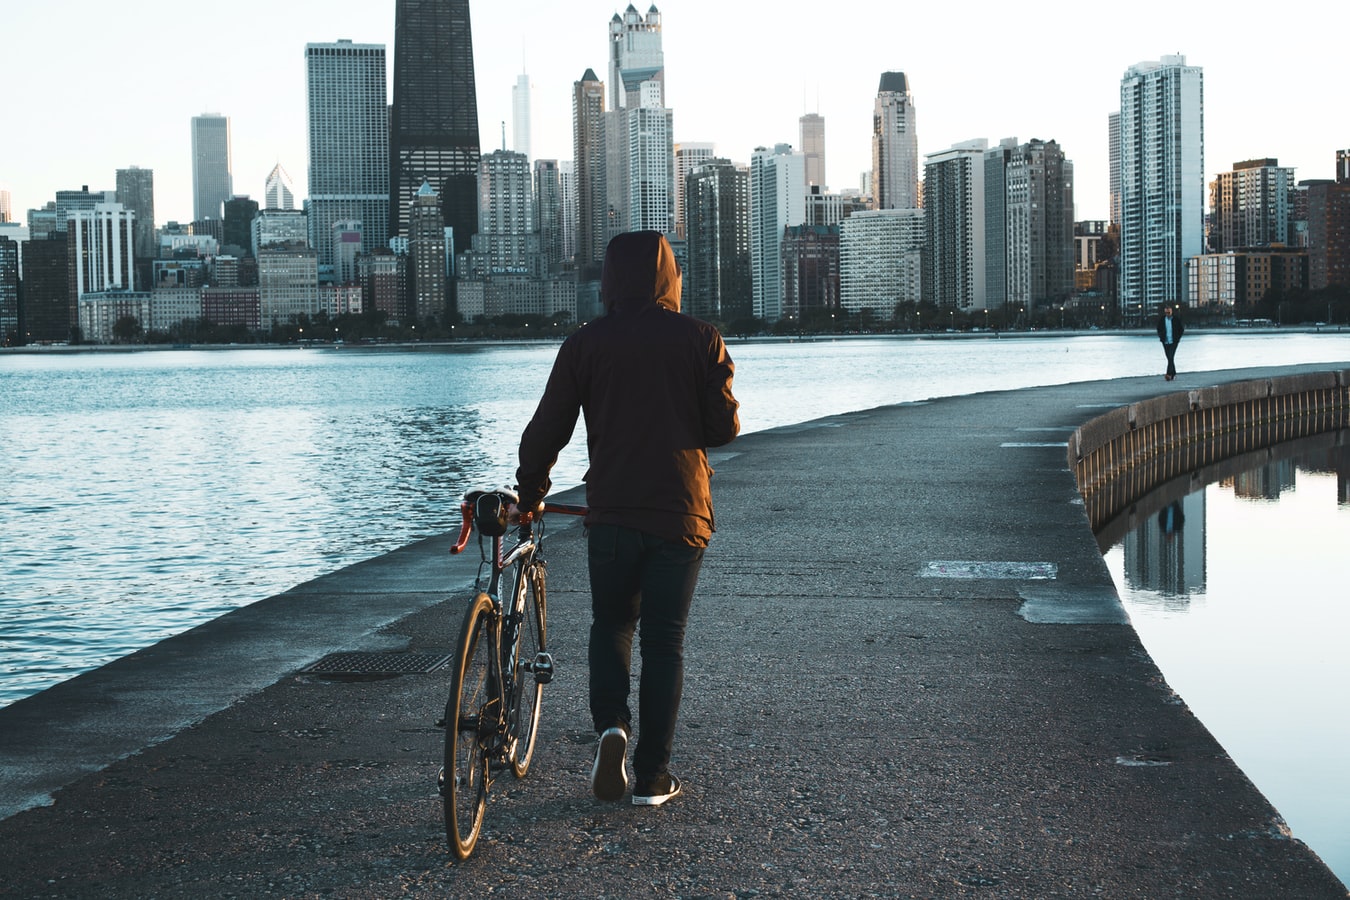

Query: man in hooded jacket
[514,230,740,806]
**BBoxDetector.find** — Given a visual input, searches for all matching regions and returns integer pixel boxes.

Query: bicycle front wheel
[509,560,548,778]
[443,592,495,859]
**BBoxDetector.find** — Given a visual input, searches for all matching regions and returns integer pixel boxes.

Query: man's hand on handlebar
[507,502,539,525]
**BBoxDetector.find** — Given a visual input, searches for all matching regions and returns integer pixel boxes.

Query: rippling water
[3,331,1349,707]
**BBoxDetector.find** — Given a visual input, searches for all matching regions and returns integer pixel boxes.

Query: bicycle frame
[449,494,586,764]
[440,489,586,858]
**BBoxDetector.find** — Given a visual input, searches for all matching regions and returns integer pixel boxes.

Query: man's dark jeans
[587,523,704,782]
[1163,342,1179,378]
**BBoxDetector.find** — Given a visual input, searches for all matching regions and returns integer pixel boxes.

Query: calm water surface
[3,331,1347,705]
[1105,442,1350,886]
[3,331,1348,883]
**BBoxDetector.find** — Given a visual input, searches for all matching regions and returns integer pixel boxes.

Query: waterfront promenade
[1,364,1346,897]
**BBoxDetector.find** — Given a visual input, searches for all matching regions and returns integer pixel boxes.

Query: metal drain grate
[301,651,453,676]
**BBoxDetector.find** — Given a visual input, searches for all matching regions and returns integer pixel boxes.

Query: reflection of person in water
[1158,500,1185,537]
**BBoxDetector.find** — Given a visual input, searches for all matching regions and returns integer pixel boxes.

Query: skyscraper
[923,139,988,310]
[1107,113,1121,226]
[1209,159,1294,252]
[800,113,826,190]
[408,181,448,322]
[1304,154,1350,290]
[223,196,260,257]
[750,144,806,322]
[0,236,18,344]
[872,72,918,211]
[534,159,565,275]
[841,209,924,315]
[674,142,714,239]
[1118,55,1204,318]
[685,157,750,321]
[306,40,389,276]
[1004,139,1075,309]
[115,166,155,287]
[0,190,12,223]
[191,114,232,221]
[68,202,136,302]
[986,138,1075,311]
[607,5,674,234]
[513,72,533,159]
[389,0,481,252]
[573,68,608,275]
[473,149,535,275]
[265,164,296,210]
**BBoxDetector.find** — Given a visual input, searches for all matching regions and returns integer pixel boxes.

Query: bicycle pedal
[531,652,555,685]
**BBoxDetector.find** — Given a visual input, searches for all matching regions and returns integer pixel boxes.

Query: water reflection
[1103,430,1350,888]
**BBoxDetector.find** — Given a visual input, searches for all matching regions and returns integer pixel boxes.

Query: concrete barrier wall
[1070,369,1350,531]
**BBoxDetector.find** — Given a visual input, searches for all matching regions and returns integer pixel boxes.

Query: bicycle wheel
[443,592,495,859]
[509,559,548,778]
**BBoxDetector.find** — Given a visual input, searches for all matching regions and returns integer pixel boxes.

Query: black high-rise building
[223,196,260,257]
[388,0,481,255]
[21,236,72,343]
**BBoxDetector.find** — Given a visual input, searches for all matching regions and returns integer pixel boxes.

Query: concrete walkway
[1,365,1346,898]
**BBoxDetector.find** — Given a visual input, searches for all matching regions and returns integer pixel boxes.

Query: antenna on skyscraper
[501,121,507,152]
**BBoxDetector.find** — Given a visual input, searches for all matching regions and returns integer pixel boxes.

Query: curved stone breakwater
[1071,369,1350,537]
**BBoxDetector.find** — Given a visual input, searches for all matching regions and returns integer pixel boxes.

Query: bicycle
[437,487,586,859]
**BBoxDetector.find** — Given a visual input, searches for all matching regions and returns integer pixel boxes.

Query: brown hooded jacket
[515,231,740,546]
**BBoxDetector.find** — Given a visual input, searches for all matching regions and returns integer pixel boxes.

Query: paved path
[2,365,1346,898]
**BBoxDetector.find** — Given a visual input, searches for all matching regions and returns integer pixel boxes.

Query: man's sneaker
[632,773,682,807]
[591,727,628,802]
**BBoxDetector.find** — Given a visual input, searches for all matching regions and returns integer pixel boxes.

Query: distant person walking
[513,230,740,807]
[1156,305,1185,381]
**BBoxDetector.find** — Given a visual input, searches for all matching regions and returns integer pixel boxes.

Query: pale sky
[2,0,1345,227]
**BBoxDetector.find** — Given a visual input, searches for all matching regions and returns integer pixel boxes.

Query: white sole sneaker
[632,774,682,807]
[591,727,628,802]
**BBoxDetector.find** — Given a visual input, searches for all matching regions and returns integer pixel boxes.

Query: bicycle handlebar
[449,493,588,555]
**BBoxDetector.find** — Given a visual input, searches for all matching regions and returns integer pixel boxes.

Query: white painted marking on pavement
[922,561,1058,580]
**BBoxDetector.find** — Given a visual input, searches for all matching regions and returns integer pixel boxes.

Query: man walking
[1157,304,1185,381]
[514,231,740,806]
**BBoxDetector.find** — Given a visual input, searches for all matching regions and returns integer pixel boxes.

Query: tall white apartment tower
[750,143,806,322]
[191,114,232,221]
[69,202,136,300]
[607,4,674,234]
[872,72,918,211]
[1117,55,1204,319]
[306,40,389,276]
[513,72,533,159]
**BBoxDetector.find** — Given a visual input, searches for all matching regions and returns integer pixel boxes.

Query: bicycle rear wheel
[509,560,548,778]
[443,592,495,859]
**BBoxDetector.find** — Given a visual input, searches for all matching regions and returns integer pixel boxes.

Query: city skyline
[2,0,1346,227]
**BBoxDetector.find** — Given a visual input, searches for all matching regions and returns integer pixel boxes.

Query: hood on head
[600,230,681,314]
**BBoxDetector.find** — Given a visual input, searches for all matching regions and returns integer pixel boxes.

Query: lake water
[3,330,1348,884]
[3,331,1348,707]
[1105,442,1350,886]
